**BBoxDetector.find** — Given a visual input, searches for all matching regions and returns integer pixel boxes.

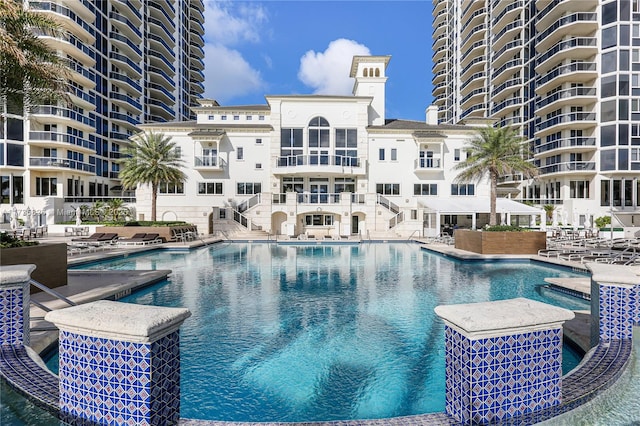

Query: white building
[136,55,542,238]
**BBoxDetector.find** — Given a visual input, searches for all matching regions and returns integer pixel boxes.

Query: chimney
[425,105,439,125]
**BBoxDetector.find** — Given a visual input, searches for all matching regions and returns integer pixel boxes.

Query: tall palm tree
[454,126,538,226]
[119,132,186,222]
[0,0,70,110]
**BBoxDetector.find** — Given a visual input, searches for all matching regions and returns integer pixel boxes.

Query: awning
[419,197,544,215]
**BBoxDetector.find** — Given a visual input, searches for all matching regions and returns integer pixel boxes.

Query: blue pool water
[41,243,588,422]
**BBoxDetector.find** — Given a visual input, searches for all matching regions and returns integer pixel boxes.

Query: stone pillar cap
[585,262,640,288]
[0,264,36,286]
[435,297,574,337]
[45,300,191,343]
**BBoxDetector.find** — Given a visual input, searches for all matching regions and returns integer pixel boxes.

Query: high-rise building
[432,0,640,228]
[1,0,205,223]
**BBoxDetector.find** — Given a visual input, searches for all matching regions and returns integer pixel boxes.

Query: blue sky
[202,1,434,121]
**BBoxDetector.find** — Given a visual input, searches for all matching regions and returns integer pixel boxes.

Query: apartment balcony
[147,82,175,104]
[28,131,95,153]
[148,33,175,60]
[535,87,597,116]
[433,21,448,39]
[190,56,205,71]
[492,39,523,69]
[109,91,142,111]
[461,88,486,109]
[111,0,143,26]
[538,161,596,176]
[194,156,226,171]
[432,70,447,85]
[191,20,205,36]
[496,116,523,128]
[29,157,95,175]
[492,78,522,103]
[461,71,486,91]
[109,171,120,179]
[148,99,175,118]
[534,137,596,157]
[535,37,597,74]
[109,72,142,96]
[109,52,142,76]
[147,65,174,87]
[109,111,140,127]
[148,49,176,74]
[492,20,523,51]
[461,103,487,119]
[461,8,487,38]
[190,42,205,58]
[460,40,486,68]
[535,62,597,94]
[414,157,443,173]
[432,56,447,75]
[109,12,142,42]
[29,1,94,44]
[491,97,522,116]
[461,23,486,48]
[497,174,523,186]
[190,4,204,22]
[433,45,448,63]
[433,7,448,26]
[433,82,447,97]
[462,0,484,20]
[492,1,523,32]
[536,13,598,51]
[68,86,96,110]
[109,131,132,141]
[434,94,447,106]
[30,106,95,131]
[109,32,142,60]
[491,58,523,86]
[274,155,366,176]
[535,0,598,31]
[535,112,596,137]
[460,56,486,82]
[432,36,447,53]
[38,31,94,65]
[148,1,174,28]
[433,0,446,15]
[66,60,96,88]
[148,17,176,44]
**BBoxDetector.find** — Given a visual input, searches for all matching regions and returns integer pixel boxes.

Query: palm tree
[119,132,185,221]
[454,126,538,226]
[543,204,555,224]
[0,0,70,111]
[106,198,129,222]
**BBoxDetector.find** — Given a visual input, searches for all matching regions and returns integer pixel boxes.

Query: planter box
[96,225,197,242]
[0,243,67,291]
[454,229,547,255]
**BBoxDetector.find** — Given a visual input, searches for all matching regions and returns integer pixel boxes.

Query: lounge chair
[117,233,148,245]
[71,233,104,242]
[140,233,162,244]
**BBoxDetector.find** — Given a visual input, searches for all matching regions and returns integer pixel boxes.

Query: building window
[221,115,227,120]
[391,148,397,161]
[198,182,223,195]
[3,175,26,203]
[237,147,244,160]
[454,149,461,161]
[280,128,303,163]
[246,115,252,121]
[258,115,265,120]
[569,181,590,199]
[174,146,181,158]
[208,115,214,120]
[376,183,399,195]
[304,214,333,226]
[451,184,475,196]
[414,183,437,195]
[255,138,262,144]
[335,128,357,165]
[237,182,261,195]
[255,163,262,169]
[158,182,184,194]
[379,148,385,161]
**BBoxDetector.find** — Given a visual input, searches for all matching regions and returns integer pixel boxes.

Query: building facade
[1,0,204,224]
[432,0,640,228]
[137,56,542,238]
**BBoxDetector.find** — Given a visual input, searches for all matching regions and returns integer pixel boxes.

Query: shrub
[483,225,525,232]
[594,216,611,229]
[0,233,39,248]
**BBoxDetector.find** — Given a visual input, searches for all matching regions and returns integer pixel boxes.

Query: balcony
[492,20,523,51]
[491,97,522,116]
[536,87,596,115]
[535,112,596,136]
[148,33,175,59]
[148,1,174,28]
[462,0,484,19]
[535,0,598,31]
[109,91,142,111]
[461,88,486,108]
[461,8,487,37]
[535,37,597,74]
[461,23,486,48]
[274,155,366,176]
[68,86,96,110]
[111,0,142,25]
[108,52,142,75]
[492,78,522,103]
[109,32,142,59]
[29,1,94,43]
[461,71,486,91]
[109,111,140,127]
[109,11,142,40]
[147,82,175,103]
[497,116,522,128]
[536,13,598,51]
[109,72,142,95]
[148,99,175,117]
[461,103,487,119]
[432,70,447,85]
[28,131,95,152]
[433,7,448,26]
[29,157,95,174]
[147,65,174,87]
[194,156,226,171]
[30,106,95,130]
[460,56,486,81]
[148,49,176,73]
[491,58,522,86]
[148,16,175,43]
[460,40,486,68]
[534,137,596,156]
[535,62,597,94]
[538,161,596,176]
[414,157,443,173]
[37,30,94,65]
[492,39,523,69]
[66,60,96,88]
[492,1,523,32]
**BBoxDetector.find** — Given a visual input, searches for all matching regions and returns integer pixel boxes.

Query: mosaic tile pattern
[599,284,637,340]
[445,327,563,424]
[58,330,181,425]
[0,286,28,346]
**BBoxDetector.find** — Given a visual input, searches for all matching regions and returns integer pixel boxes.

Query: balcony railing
[536,37,597,67]
[415,158,442,169]
[29,131,95,150]
[31,106,95,127]
[276,155,361,168]
[539,161,595,175]
[536,62,597,87]
[194,156,226,168]
[297,193,341,204]
[491,97,522,115]
[537,13,597,46]
[109,51,142,74]
[29,156,95,173]
[536,112,596,132]
[534,137,596,154]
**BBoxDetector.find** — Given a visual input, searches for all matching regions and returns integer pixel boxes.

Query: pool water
[42,243,587,422]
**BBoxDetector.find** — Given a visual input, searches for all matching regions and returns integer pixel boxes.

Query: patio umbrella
[75,206,82,226]
[584,214,591,230]
[31,208,38,227]
[573,210,579,231]
[562,210,568,227]
[10,206,18,229]
[552,210,558,228]
[24,207,32,228]
[530,214,536,228]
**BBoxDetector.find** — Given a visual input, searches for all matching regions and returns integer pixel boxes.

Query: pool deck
[4,237,640,425]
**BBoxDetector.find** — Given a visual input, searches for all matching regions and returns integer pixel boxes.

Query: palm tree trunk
[151,182,157,222]
[490,173,498,226]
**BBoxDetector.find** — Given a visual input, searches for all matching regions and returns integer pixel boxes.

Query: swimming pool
[44,242,587,422]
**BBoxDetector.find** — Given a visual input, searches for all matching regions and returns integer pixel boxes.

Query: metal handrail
[407,230,420,241]
[29,278,77,309]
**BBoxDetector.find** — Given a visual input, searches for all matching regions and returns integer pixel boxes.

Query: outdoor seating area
[5,226,48,240]
[117,233,163,246]
[540,233,640,265]
[170,226,199,242]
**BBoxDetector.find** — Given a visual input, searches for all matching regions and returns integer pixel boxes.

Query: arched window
[363,68,368,77]
[369,67,374,77]
[375,68,380,77]
[308,116,330,165]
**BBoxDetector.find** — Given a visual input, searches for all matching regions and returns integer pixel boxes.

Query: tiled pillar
[435,298,574,424]
[587,263,640,343]
[0,264,36,346]
[45,300,191,425]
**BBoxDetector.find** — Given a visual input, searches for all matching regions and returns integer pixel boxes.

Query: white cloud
[298,39,371,95]
[203,44,264,102]
[201,1,269,102]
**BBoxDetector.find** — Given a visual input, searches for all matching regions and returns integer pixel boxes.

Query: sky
[202,1,434,122]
